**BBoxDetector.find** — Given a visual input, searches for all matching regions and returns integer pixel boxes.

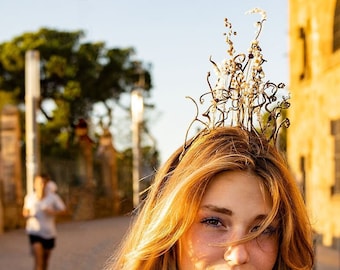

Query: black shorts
[29,234,55,250]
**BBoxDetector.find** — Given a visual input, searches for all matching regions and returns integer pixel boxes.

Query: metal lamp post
[131,89,144,208]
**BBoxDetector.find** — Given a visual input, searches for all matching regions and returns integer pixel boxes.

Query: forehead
[34,176,46,184]
[201,170,272,216]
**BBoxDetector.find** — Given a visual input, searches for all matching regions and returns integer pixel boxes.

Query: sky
[0,0,288,164]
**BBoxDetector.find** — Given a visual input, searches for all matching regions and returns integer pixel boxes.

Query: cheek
[178,224,225,269]
[249,238,279,267]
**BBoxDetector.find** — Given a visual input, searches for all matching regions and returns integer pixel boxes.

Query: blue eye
[251,225,261,232]
[251,225,277,236]
[201,217,223,227]
[263,226,277,235]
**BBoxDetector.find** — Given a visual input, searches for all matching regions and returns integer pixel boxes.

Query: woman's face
[178,170,278,270]
[34,176,45,192]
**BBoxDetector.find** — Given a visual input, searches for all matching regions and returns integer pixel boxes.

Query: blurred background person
[22,174,66,270]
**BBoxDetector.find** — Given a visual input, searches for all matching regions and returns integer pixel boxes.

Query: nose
[224,243,250,265]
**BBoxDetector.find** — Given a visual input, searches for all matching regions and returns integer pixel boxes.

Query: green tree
[259,109,288,153]
[0,28,152,156]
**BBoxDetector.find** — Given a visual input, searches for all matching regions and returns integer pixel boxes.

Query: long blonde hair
[106,127,314,270]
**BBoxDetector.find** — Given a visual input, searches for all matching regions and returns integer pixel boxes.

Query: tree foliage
[0,28,153,156]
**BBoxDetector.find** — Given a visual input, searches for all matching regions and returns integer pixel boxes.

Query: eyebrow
[201,204,233,215]
[201,204,270,222]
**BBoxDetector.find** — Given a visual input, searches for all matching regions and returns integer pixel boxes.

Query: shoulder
[24,193,37,202]
[23,193,38,208]
[45,193,60,202]
[46,193,66,209]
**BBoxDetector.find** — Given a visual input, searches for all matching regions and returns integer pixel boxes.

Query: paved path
[0,216,338,269]
[0,216,131,270]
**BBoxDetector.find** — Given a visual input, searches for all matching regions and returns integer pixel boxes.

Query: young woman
[23,174,66,270]
[106,9,314,269]
[105,127,314,269]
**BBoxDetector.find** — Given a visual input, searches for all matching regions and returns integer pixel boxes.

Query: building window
[331,119,340,194]
[298,23,311,80]
[300,156,306,201]
[333,0,340,52]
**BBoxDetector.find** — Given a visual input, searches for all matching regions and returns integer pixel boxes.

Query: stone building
[0,105,23,231]
[288,0,340,247]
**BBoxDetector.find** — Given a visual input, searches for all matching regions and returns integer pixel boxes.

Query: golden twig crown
[182,8,290,157]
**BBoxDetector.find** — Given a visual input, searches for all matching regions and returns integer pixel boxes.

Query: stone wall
[288,0,340,246]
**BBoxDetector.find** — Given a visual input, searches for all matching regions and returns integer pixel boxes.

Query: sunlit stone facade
[288,0,340,247]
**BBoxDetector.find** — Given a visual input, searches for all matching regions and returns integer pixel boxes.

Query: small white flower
[245,8,267,20]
